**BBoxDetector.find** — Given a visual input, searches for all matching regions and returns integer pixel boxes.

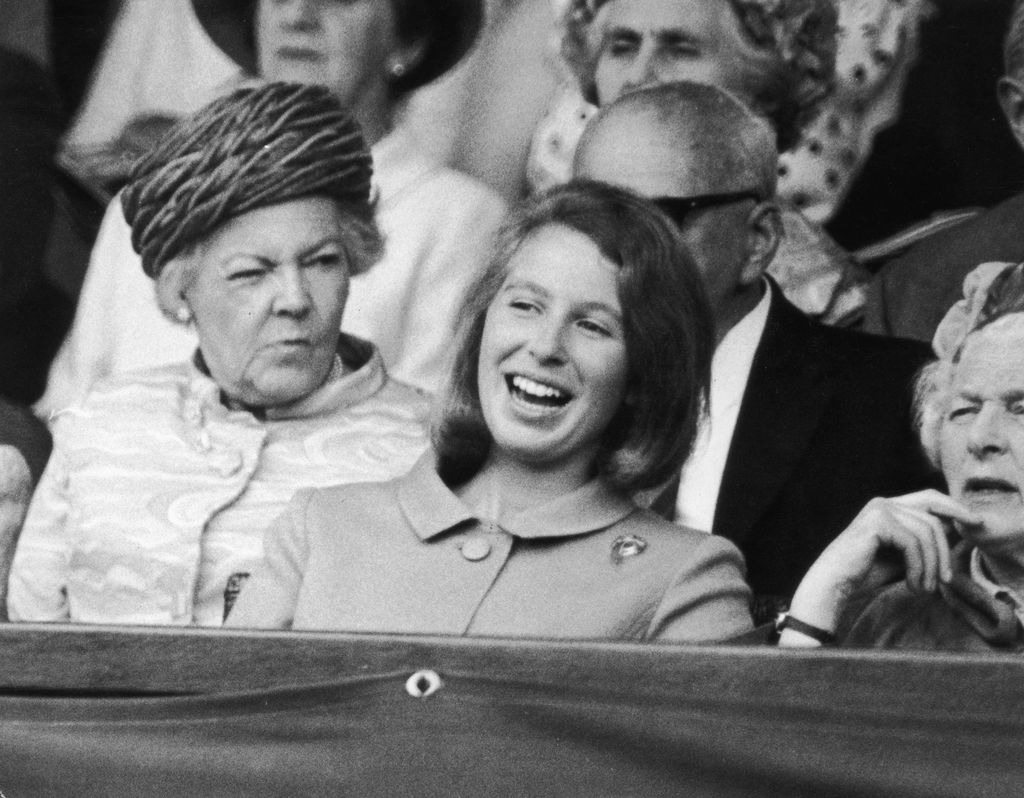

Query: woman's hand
[782,490,982,645]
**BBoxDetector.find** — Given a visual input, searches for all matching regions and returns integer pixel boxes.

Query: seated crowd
[1,0,1023,654]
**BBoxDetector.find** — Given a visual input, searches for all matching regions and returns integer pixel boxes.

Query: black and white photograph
[0,0,1022,794]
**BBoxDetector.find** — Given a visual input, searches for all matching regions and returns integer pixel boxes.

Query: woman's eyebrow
[297,236,345,259]
[578,300,623,323]
[502,278,549,297]
[954,389,1024,405]
[601,25,641,46]
[656,29,700,47]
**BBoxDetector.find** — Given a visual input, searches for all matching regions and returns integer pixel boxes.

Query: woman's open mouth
[962,477,1019,499]
[506,374,571,411]
[276,46,323,63]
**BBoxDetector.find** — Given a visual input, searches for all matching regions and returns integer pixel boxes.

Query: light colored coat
[228,455,754,643]
[8,340,429,626]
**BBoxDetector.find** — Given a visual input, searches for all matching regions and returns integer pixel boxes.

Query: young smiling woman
[471,224,631,501]
[227,181,754,643]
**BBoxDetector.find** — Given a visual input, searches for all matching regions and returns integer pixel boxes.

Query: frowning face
[939,324,1024,556]
[185,197,352,409]
[477,225,630,479]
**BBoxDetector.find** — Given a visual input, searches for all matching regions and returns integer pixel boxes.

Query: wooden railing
[0,624,1021,796]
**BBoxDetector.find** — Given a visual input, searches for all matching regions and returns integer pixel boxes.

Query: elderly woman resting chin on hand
[781,261,1024,652]
[6,83,430,627]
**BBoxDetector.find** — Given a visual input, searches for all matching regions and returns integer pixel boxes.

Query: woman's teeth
[509,375,569,406]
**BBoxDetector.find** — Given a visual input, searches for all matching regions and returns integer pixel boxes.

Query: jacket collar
[968,547,1024,622]
[940,543,1024,647]
[711,278,833,545]
[397,453,638,542]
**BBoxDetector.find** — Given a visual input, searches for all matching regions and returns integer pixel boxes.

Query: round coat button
[461,537,492,561]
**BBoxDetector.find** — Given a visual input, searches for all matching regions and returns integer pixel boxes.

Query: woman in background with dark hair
[228,180,753,641]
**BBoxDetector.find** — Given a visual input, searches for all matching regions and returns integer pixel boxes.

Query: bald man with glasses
[575,81,937,620]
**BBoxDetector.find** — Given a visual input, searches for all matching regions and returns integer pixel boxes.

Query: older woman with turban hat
[38,0,506,414]
[780,260,1024,652]
[7,83,430,627]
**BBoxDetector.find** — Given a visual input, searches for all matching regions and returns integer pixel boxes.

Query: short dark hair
[433,179,714,494]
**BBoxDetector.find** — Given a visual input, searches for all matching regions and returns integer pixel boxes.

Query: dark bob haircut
[433,179,714,494]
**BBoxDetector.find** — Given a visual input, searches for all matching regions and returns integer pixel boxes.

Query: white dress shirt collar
[675,283,772,532]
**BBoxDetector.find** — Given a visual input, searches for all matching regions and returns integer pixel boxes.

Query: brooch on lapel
[611,534,647,564]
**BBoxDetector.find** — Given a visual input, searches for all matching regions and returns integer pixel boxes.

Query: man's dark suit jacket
[654,281,937,614]
[864,192,1024,343]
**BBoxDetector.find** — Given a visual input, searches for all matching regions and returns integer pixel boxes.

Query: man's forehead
[576,113,716,196]
[593,0,728,37]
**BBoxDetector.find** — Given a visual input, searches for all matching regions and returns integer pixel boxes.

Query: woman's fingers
[895,489,982,528]
[788,491,965,640]
[877,506,953,593]
[883,520,926,591]
[934,521,953,583]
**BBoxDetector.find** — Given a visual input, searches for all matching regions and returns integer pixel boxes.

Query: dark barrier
[0,624,1021,796]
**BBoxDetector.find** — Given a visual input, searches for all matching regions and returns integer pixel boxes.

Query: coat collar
[940,543,1024,647]
[711,278,834,546]
[397,453,638,542]
[968,546,1024,622]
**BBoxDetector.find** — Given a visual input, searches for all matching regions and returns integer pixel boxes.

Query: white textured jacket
[8,338,429,626]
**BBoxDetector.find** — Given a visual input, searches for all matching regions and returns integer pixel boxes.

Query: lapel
[710,280,834,547]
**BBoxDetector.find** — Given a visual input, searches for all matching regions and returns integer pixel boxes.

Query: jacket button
[461,538,492,561]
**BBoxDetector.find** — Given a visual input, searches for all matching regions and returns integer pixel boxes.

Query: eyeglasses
[652,191,763,227]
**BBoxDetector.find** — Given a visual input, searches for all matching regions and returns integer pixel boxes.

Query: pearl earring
[388,60,406,79]
[175,306,192,324]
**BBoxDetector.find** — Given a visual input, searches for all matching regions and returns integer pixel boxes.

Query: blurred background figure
[57,0,239,201]
[527,0,866,324]
[451,0,1024,322]
[0,400,51,618]
[865,0,1024,343]
[8,84,430,627]
[831,0,1024,250]
[777,0,935,225]
[0,2,74,404]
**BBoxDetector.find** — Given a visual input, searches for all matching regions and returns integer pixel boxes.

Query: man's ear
[739,200,782,287]
[998,75,1024,151]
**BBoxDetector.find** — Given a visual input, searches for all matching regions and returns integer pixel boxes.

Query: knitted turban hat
[121,81,374,278]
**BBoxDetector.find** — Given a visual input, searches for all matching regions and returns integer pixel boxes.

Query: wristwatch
[774,612,837,645]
